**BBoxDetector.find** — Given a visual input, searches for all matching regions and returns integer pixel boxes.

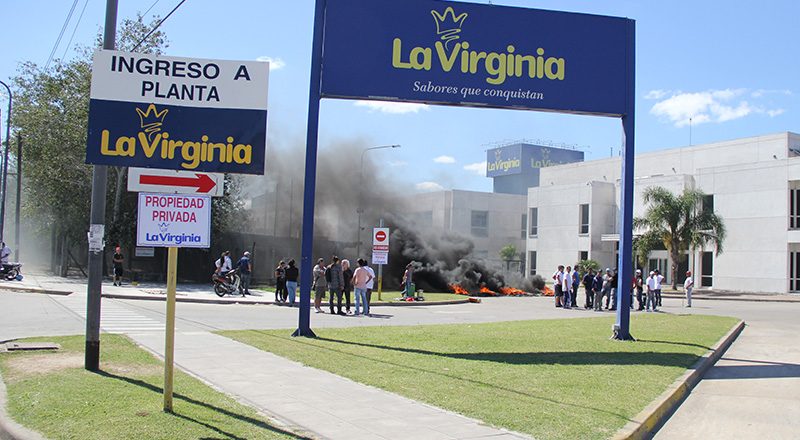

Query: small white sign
[372,251,388,265]
[88,224,105,251]
[136,193,211,248]
[373,228,390,246]
[128,168,225,197]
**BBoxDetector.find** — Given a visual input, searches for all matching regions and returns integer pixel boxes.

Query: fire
[449,284,469,295]
[499,286,526,296]
[541,285,554,296]
[479,286,497,296]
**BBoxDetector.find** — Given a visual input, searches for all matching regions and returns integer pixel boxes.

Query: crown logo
[431,7,467,49]
[136,104,169,142]
[159,222,170,233]
[495,149,502,161]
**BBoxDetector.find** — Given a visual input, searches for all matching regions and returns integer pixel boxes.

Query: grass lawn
[0,334,296,440]
[221,313,738,440]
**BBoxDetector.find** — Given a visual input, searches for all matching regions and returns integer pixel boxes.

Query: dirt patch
[2,352,84,382]
[102,362,162,377]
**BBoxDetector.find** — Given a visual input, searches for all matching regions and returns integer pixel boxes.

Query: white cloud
[649,89,755,127]
[354,100,429,114]
[415,181,444,192]
[463,161,486,176]
[644,89,668,100]
[768,109,785,117]
[256,56,286,70]
[433,155,456,164]
[751,89,792,98]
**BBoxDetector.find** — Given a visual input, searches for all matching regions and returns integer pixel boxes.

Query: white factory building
[526,132,800,294]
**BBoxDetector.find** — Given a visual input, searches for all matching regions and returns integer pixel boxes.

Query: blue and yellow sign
[86,51,270,174]
[320,0,632,116]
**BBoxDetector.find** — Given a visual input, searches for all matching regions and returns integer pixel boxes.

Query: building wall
[406,190,527,267]
[527,132,800,294]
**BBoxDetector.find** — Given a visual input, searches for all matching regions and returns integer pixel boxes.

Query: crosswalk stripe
[54,295,175,334]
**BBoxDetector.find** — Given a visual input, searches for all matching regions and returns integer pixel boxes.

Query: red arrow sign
[139,173,217,193]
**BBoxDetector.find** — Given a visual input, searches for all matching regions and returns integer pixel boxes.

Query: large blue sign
[86,51,270,175]
[486,144,585,177]
[320,0,632,116]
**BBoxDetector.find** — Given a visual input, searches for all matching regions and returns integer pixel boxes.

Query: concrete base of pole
[85,341,100,371]
[611,324,636,341]
[291,328,317,338]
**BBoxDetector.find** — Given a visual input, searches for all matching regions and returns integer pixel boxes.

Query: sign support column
[293,0,326,338]
[85,0,117,372]
[163,247,178,411]
[613,19,636,341]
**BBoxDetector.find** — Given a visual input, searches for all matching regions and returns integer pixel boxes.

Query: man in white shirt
[552,265,564,307]
[646,271,657,312]
[653,269,664,307]
[563,265,574,309]
[684,271,694,307]
[0,242,11,265]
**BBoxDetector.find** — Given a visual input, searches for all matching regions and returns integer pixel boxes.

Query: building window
[521,214,527,239]
[648,257,669,285]
[529,207,538,237]
[579,251,588,263]
[471,210,488,237]
[790,182,800,230]
[528,251,537,276]
[791,248,800,292]
[701,251,713,287]
[579,204,589,234]
[702,194,714,213]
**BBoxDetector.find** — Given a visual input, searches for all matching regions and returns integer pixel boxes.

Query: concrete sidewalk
[130,330,529,440]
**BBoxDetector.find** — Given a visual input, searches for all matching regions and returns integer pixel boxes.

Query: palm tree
[633,187,726,289]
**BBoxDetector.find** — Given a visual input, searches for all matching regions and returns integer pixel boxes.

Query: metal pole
[163,247,178,411]
[0,80,12,243]
[293,0,326,338]
[14,134,20,262]
[613,19,636,341]
[85,0,117,371]
[377,218,383,301]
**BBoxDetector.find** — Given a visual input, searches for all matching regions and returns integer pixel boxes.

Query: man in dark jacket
[582,269,594,309]
[328,256,345,315]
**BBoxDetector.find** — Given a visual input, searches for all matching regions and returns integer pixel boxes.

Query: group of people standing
[554,265,692,312]
[273,256,376,316]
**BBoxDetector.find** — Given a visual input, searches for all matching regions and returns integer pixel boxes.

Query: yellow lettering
[181,141,201,169]
[545,57,565,80]
[115,136,136,157]
[138,132,162,158]
[484,52,506,85]
[410,46,431,70]
[100,130,116,156]
[434,42,460,72]
[392,39,412,69]
[233,144,251,164]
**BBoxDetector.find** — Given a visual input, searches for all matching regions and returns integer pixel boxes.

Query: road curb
[0,370,48,440]
[0,285,71,296]
[612,319,745,440]
[101,293,275,305]
[661,294,800,303]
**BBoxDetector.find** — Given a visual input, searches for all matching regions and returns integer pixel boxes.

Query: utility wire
[45,0,80,70]
[142,0,163,18]
[131,0,188,52]
[59,0,91,63]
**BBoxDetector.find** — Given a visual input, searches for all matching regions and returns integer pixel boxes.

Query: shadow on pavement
[705,358,800,380]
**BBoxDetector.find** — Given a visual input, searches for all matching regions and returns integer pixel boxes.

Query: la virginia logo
[392,6,565,85]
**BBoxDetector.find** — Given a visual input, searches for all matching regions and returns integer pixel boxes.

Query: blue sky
[2,0,797,193]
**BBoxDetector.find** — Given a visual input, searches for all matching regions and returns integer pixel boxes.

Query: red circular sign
[375,230,387,242]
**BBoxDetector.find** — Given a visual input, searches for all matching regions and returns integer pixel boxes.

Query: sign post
[300,0,636,340]
[163,246,178,412]
[373,223,389,301]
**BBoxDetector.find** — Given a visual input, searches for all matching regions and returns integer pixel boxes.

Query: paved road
[2,287,799,439]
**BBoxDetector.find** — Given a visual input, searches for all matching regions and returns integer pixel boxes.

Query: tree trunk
[670,248,679,290]
[112,166,127,223]
[59,233,68,278]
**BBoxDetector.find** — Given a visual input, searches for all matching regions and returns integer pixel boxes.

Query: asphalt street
[1,288,799,438]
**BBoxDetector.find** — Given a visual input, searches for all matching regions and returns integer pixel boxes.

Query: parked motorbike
[1,262,22,281]
[212,268,240,297]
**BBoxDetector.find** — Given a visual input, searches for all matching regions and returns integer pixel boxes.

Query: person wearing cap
[684,270,694,307]
[645,271,657,312]
[237,251,252,295]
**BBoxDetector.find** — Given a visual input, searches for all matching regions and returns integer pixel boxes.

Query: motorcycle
[1,262,22,281]
[212,268,240,297]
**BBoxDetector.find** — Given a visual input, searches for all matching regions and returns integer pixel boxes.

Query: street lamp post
[0,80,12,244]
[356,144,400,258]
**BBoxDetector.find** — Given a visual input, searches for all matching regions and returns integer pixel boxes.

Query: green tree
[574,259,600,275]
[499,244,517,271]
[633,186,726,289]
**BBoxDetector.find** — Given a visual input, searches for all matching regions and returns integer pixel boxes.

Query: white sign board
[128,168,225,197]
[372,251,388,265]
[372,227,390,252]
[135,246,156,257]
[136,193,211,248]
[88,224,105,252]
